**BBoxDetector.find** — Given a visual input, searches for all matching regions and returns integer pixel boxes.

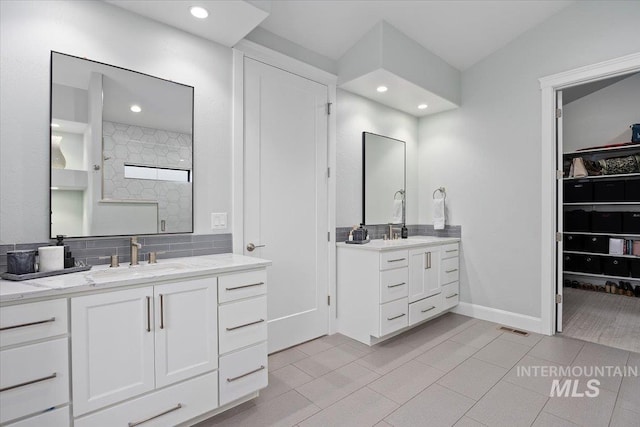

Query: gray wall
[0,0,232,243]
[418,1,640,319]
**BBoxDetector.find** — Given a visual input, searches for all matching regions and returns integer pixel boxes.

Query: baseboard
[452,302,545,335]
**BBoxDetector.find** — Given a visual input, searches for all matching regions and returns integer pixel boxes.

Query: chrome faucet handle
[147,251,166,264]
[99,255,119,268]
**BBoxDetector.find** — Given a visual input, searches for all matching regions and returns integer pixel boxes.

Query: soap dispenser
[401,224,408,239]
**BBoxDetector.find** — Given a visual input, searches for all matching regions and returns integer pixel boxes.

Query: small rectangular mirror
[362,132,406,225]
[50,52,194,238]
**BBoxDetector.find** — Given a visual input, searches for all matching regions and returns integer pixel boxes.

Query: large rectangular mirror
[50,52,194,238]
[362,132,406,225]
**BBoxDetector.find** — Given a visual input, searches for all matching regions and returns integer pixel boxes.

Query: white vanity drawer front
[74,371,218,427]
[380,267,409,304]
[409,294,442,326]
[442,282,460,310]
[0,299,68,348]
[441,243,459,260]
[219,295,267,354]
[0,338,69,424]
[441,257,459,285]
[219,269,267,303]
[378,298,408,337]
[219,342,268,406]
[6,406,69,427]
[380,250,409,271]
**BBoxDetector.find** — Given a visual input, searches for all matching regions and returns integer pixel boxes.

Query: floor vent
[499,326,529,336]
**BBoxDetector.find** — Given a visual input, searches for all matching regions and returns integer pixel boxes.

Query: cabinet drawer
[74,372,218,427]
[0,299,67,348]
[441,243,460,260]
[441,257,459,285]
[409,294,442,326]
[442,282,460,310]
[378,298,408,337]
[380,268,408,304]
[0,338,69,424]
[219,269,267,303]
[219,342,268,406]
[219,295,267,354]
[6,406,69,427]
[380,250,409,271]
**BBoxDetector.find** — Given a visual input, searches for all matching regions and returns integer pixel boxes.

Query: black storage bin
[583,235,609,253]
[625,179,640,201]
[563,253,579,272]
[564,210,590,232]
[622,212,640,234]
[591,211,622,233]
[629,258,640,278]
[594,180,625,202]
[580,254,602,274]
[564,234,584,251]
[564,180,593,202]
[602,257,630,277]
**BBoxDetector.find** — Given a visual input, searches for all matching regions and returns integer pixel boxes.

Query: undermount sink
[89,262,187,280]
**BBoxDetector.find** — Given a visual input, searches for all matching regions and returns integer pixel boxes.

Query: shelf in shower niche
[1,265,92,281]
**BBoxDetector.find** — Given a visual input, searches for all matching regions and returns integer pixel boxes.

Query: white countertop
[337,236,460,251]
[0,253,271,304]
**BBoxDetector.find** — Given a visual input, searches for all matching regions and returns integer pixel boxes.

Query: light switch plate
[211,212,227,229]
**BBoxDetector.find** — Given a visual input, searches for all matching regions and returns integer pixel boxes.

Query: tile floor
[195,313,640,427]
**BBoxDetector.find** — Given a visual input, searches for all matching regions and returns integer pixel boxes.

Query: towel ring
[394,190,405,200]
[433,187,446,200]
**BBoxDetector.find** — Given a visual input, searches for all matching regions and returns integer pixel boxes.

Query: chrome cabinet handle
[159,294,165,329]
[421,306,436,313]
[146,296,151,332]
[446,268,458,273]
[225,282,264,291]
[227,365,265,382]
[226,319,265,331]
[0,317,55,331]
[128,403,182,427]
[246,243,266,252]
[387,282,406,288]
[445,249,458,253]
[424,252,431,269]
[446,293,459,299]
[387,313,406,321]
[0,373,57,392]
[387,258,406,263]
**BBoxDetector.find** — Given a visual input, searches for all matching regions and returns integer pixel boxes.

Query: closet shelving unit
[563,143,640,288]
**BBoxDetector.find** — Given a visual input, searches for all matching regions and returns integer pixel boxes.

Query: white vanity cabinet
[0,299,70,426]
[71,277,218,418]
[337,238,460,345]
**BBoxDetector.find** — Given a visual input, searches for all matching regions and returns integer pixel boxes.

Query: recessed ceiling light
[130,105,142,113]
[51,123,60,128]
[376,86,388,93]
[418,104,428,110]
[190,6,209,19]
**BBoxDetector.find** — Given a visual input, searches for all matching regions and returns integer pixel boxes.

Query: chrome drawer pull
[445,249,458,253]
[387,282,406,288]
[159,294,165,329]
[446,268,458,273]
[0,372,57,392]
[0,317,55,331]
[146,296,151,332]
[227,365,266,382]
[387,313,406,321]
[446,293,459,299]
[226,318,265,331]
[128,403,182,427]
[421,306,436,313]
[226,282,264,291]
[387,258,406,263]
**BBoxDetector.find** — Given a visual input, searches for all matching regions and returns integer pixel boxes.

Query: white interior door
[244,57,329,353]
[556,89,564,333]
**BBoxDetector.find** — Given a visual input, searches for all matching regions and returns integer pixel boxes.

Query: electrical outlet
[211,212,227,229]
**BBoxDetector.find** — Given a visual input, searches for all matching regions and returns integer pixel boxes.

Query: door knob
[246,243,266,252]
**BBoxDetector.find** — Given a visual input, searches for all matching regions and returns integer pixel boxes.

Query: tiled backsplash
[1,234,231,272]
[335,224,462,242]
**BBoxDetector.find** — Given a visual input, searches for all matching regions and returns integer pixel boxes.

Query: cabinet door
[408,247,441,303]
[71,287,155,416]
[154,277,218,388]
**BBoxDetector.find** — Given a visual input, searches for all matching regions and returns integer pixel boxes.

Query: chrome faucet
[130,237,142,266]
[389,224,402,240]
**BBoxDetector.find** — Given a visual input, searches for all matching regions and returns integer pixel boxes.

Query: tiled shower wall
[102,121,193,233]
[0,234,231,272]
